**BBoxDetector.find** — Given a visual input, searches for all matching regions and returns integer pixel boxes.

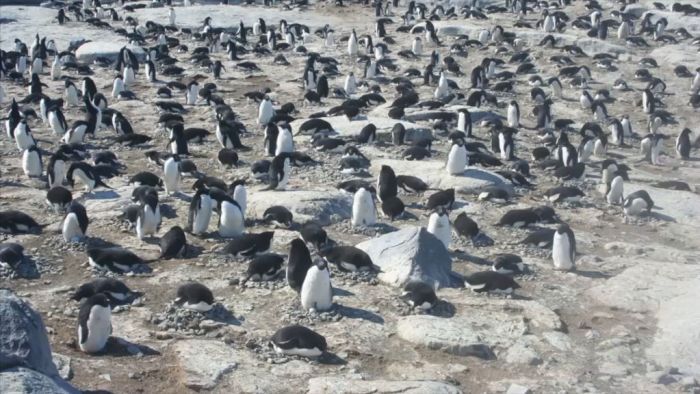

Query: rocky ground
[1,0,700,393]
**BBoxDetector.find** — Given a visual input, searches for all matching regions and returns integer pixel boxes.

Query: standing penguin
[642,89,654,114]
[552,224,576,271]
[47,152,68,188]
[507,100,520,128]
[456,108,472,137]
[446,138,467,175]
[231,180,247,216]
[14,120,36,151]
[287,238,313,292]
[77,294,112,353]
[258,95,274,126]
[159,226,188,259]
[428,209,451,249]
[163,155,181,195]
[348,29,358,57]
[188,188,212,235]
[605,171,624,205]
[352,187,377,227]
[498,128,516,161]
[51,56,61,80]
[268,153,292,190]
[22,146,43,177]
[136,192,160,240]
[169,7,176,25]
[377,165,398,203]
[676,128,692,159]
[275,124,294,155]
[344,72,357,96]
[48,107,68,135]
[300,258,333,312]
[62,201,88,242]
[168,123,189,155]
[185,81,199,105]
[412,37,422,56]
[123,65,135,87]
[219,198,245,237]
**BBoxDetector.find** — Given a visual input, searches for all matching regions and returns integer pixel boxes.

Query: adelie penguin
[218,197,245,238]
[605,171,625,205]
[263,206,294,228]
[136,191,160,240]
[243,254,285,283]
[223,231,274,258]
[552,224,576,271]
[544,186,585,203]
[163,154,181,195]
[287,238,313,292]
[188,188,213,236]
[498,208,541,228]
[159,226,188,259]
[377,165,398,202]
[168,123,189,155]
[320,245,375,272]
[623,190,654,216]
[0,243,24,271]
[268,153,292,190]
[492,254,527,275]
[175,282,215,312]
[464,271,520,294]
[507,100,520,128]
[300,258,333,312]
[352,187,377,227]
[446,138,467,175]
[78,294,112,353]
[676,128,692,159]
[62,201,88,242]
[270,325,327,358]
[87,247,150,274]
[401,280,438,310]
[72,278,134,304]
[0,210,44,234]
[299,221,328,249]
[67,162,110,193]
[22,145,43,178]
[428,209,451,249]
[426,188,455,211]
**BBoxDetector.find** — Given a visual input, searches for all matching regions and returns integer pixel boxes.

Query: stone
[0,367,74,394]
[371,159,513,195]
[396,313,527,359]
[506,383,532,394]
[172,339,238,390]
[246,189,352,226]
[355,226,462,288]
[504,337,542,366]
[542,331,572,352]
[307,377,463,394]
[52,354,72,381]
[75,42,147,63]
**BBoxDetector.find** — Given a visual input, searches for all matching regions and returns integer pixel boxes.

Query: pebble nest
[149,301,239,336]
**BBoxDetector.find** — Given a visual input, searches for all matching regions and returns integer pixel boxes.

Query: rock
[356,227,462,288]
[172,339,237,390]
[246,189,352,226]
[542,331,572,352]
[0,367,74,394]
[371,159,513,195]
[599,361,630,377]
[657,374,677,385]
[588,261,700,375]
[506,383,532,394]
[307,377,463,394]
[681,376,698,388]
[396,313,527,359]
[75,42,146,63]
[52,354,72,381]
[504,337,542,366]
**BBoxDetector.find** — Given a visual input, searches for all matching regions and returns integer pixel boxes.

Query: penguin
[185,81,199,105]
[223,231,274,258]
[159,226,187,259]
[446,138,467,175]
[319,245,374,272]
[275,124,294,156]
[62,201,88,243]
[72,278,133,304]
[454,212,480,241]
[163,155,181,195]
[604,171,625,205]
[676,128,692,159]
[146,60,156,82]
[263,206,293,228]
[649,134,666,165]
[623,190,654,216]
[426,188,455,211]
[377,165,398,202]
[348,29,358,57]
[545,186,585,203]
[243,254,285,283]
[77,294,112,353]
[22,146,43,178]
[44,185,71,213]
[498,128,516,161]
[168,123,189,155]
[492,254,527,275]
[188,188,213,235]
[400,281,437,310]
[299,221,328,250]
[464,271,520,294]
[0,210,43,234]
[258,96,274,126]
[580,90,593,109]
[0,243,24,271]
[456,108,472,137]
[231,180,247,216]
[552,224,576,271]
[344,72,357,96]
[175,282,214,312]
[67,162,110,192]
[300,258,333,312]
[352,187,377,227]
[48,107,68,135]
[507,100,520,128]
[287,238,313,292]
[270,325,327,358]
[64,81,81,107]
[136,192,160,240]
[498,209,540,228]
[427,209,451,249]
[549,77,563,99]
[642,89,654,114]
[478,186,510,203]
[14,120,36,151]
[268,153,292,190]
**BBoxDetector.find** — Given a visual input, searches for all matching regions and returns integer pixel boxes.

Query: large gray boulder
[356,226,462,288]
[75,42,146,63]
[0,289,78,393]
[246,189,353,226]
[307,376,463,394]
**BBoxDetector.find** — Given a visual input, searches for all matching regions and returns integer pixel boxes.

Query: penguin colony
[0,0,698,388]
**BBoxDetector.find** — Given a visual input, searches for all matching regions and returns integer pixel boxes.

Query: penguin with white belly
[22,146,42,178]
[188,188,213,235]
[136,192,160,240]
[428,209,451,250]
[77,293,112,353]
[300,258,333,312]
[275,123,294,156]
[163,155,181,195]
[268,153,292,190]
[62,201,89,242]
[507,100,520,128]
[175,282,215,312]
[552,224,576,271]
[218,198,245,238]
[446,138,467,175]
[270,325,327,358]
[352,187,377,227]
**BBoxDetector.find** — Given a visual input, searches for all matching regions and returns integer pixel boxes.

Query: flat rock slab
[307,377,463,394]
[372,159,512,195]
[397,312,527,359]
[76,42,146,63]
[0,367,76,394]
[247,189,352,226]
[626,183,700,227]
[172,339,237,390]
[356,226,461,288]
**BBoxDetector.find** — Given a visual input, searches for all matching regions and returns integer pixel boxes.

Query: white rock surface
[75,42,147,63]
[246,189,352,226]
[307,376,463,394]
[172,339,237,390]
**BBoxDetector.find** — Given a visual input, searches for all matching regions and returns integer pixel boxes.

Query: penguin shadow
[451,251,492,267]
[334,304,384,324]
[97,337,161,358]
[570,268,611,280]
[0,179,31,188]
[647,210,676,223]
[162,191,192,203]
[81,190,120,200]
[316,351,348,365]
[331,287,355,297]
[427,300,456,318]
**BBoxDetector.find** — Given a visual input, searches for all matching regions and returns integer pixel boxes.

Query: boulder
[246,189,352,226]
[371,159,512,195]
[75,42,146,63]
[356,227,462,288]
[307,376,463,394]
[0,367,73,394]
[172,339,237,390]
